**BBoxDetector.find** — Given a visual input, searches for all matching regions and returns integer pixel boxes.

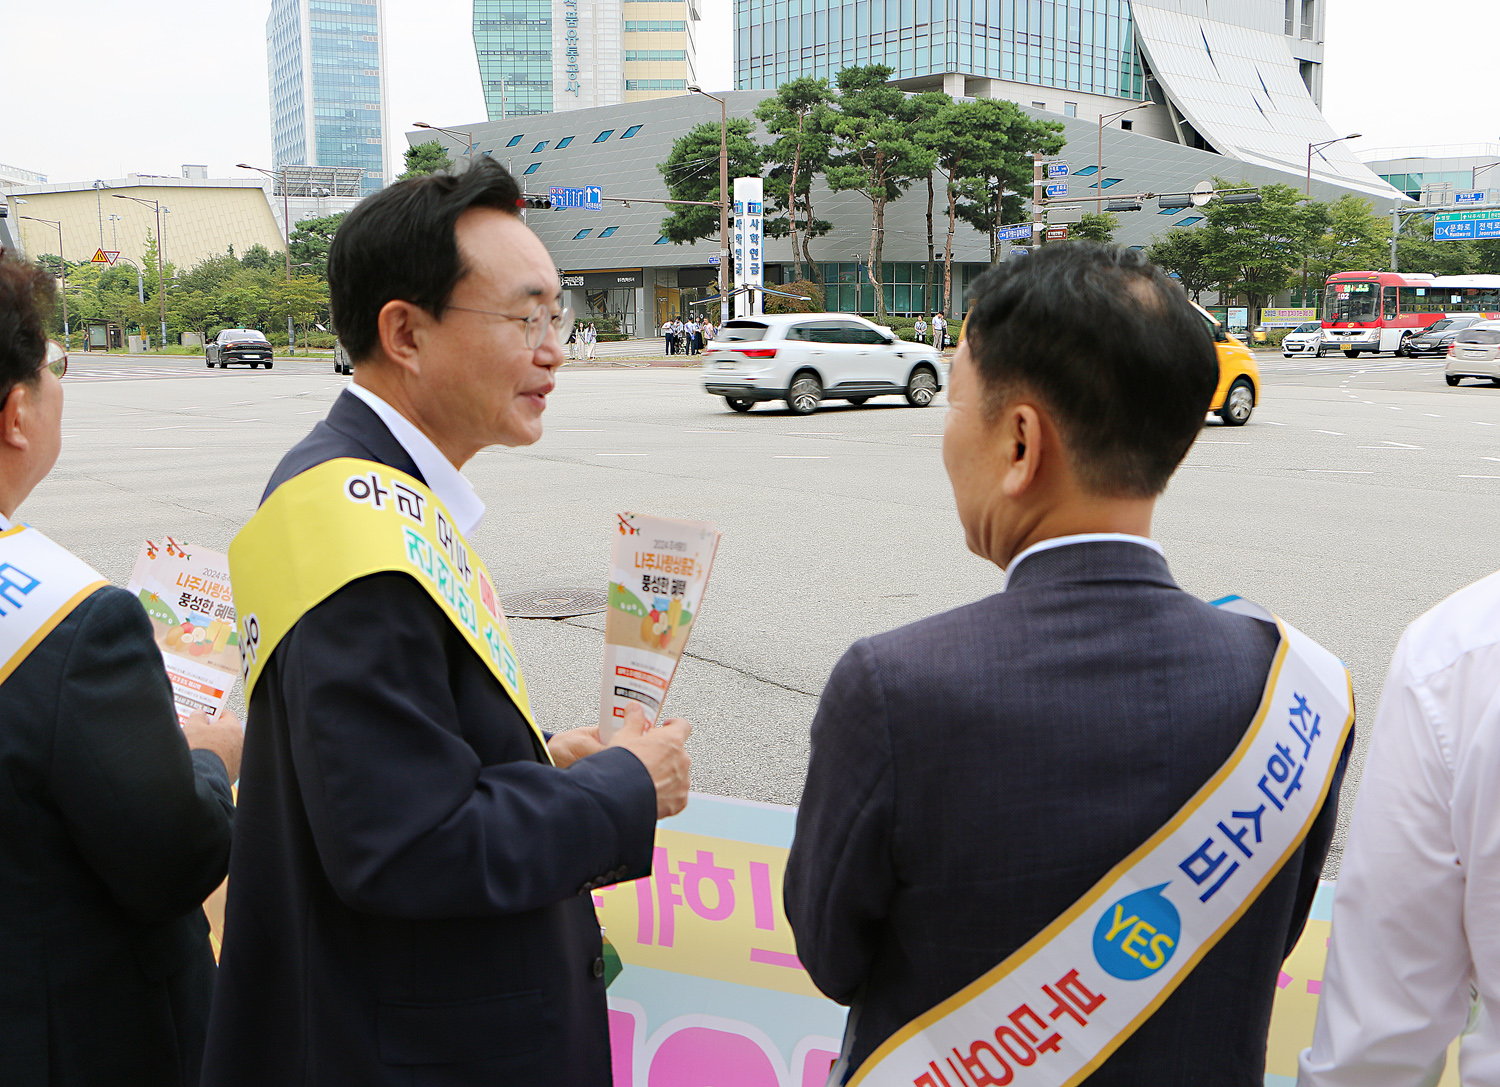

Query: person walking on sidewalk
[584,322,598,360]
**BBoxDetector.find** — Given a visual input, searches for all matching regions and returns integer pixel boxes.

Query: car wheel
[787,372,822,415]
[725,397,754,412]
[1217,377,1255,426]
[205,359,214,368]
[847,397,869,405]
[905,365,938,407]
[1447,375,1462,386]
[265,361,273,369]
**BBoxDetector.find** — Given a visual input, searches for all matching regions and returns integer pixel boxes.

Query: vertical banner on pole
[733,177,764,317]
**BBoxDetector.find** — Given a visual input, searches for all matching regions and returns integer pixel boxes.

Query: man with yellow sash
[0,258,240,1087]
[201,161,691,1086]
[786,243,1354,1087]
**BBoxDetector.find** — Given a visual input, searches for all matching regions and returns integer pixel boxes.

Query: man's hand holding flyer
[599,512,720,741]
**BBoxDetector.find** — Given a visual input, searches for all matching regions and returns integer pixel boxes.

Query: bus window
[1384,287,1398,320]
[1325,281,1378,321]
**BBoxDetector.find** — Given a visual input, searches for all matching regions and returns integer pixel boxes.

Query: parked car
[1191,302,1260,426]
[1280,321,1326,357]
[701,313,946,415]
[206,329,274,368]
[1399,315,1488,358]
[1445,320,1500,386]
[333,341,352,375]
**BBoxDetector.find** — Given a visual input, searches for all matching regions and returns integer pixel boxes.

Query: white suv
[702,313,947,414]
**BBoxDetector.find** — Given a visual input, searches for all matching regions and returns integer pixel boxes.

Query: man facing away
[202,161,691,1085]
[786,243,1352,1086]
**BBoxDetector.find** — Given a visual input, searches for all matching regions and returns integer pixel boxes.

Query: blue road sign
[1047,162,1069,179]
[1455,191,1486,205]
[707,255,720,265]
[1046,183,1068,198]
[1435,218,1500,240]
[998,224,1033,242]
[548,186,602,210]
[585,186,602,211]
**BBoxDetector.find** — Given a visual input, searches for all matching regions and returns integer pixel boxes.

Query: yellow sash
[0,524,110,686]
[227,458,551,764]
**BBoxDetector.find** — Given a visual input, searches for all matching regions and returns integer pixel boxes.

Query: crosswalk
[66,365,215,382]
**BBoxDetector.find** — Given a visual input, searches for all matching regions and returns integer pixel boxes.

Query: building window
[1032,101,1046,109]
[1074,165,1099,176]
[1121,120,1134,130]
[506,134,524,147]
[531,141,548,153]
[626,80,686,91]
[574,229,592,239]
[622,125,642,138]
[523,162,540,175]
[600,226,619,237]
[557,136,574,148]
[624,50,687,62]
[1064,102,1077,117]
[1093,178,1124,189]
[594,130,614,142]
[655,235,670,244]
[624,20,687,31]
[1174,216,1204,227]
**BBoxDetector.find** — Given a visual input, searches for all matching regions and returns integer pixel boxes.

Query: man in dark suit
[0,258,240,1087]
[785,243,1352,1085]
[202,161,691,1086]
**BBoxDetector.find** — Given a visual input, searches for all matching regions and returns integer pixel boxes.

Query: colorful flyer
[598,512,720,741]
[126,537,240,724]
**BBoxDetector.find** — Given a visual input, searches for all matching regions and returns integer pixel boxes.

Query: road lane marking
[774,455,830,459]
[555,429,605,432]
[1424,413,1443,418]
[1306,469,1373,474]
[1313,430,1344,436]
[1381,441,1423,449]
[594,453,648,456]
[1459,475,1500,479]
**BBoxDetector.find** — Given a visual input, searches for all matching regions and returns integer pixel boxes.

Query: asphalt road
[28,350,1500,875]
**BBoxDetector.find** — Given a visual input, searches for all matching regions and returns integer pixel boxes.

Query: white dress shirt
[1002,532,1164,590]
[345,383,486,536]
[0,512,11,531]
[1299,569,1500,1087]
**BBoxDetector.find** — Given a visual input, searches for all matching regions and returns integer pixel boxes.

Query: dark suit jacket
[785,542,1352,1084]
[0,584,234,1087]
[202,391,657,1086]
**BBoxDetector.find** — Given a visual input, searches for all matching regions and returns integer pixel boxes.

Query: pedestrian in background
[914,315,928,344]
[0,255,242,1087]
[1298,569,1500,1087]
[932,311,947,348]
[663,320,674,356]
[585,321,598,360]
[566,323,578,360]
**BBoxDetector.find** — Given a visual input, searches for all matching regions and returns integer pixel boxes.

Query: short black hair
[0,256,56,401]
[963,243,1218,497]
[328,159,523,361]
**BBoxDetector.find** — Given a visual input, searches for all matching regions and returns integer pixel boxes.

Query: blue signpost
[997,224,1033,242]
[548,185,603,210]
[1047,162,1069,179]
[1046,183,1069,198]
[1435,209,1500,240]
[1455,191,1486,206]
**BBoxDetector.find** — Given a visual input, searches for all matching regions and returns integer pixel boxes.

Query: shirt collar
[345,382,486,536]
[0,511,10,531]
[1002,532,1163,590]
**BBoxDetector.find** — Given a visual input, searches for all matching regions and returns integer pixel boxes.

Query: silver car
[1445,320,1500,386]
[1280,322,1325,357]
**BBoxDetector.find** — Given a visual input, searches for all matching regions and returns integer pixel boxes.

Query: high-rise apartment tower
[267,0,390,196]
[473,0,700,119]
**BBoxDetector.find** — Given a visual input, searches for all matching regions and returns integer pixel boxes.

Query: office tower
[473,0,699,120]
[267,0,390,196]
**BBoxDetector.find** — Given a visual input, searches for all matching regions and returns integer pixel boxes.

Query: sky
[1,0,1493,186]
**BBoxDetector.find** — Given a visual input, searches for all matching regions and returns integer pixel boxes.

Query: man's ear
[999,402,1045,498]
[375,299,432,378]
[0,383,31,453]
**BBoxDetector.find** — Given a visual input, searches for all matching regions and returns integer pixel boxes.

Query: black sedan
[206,329,274,368]
[1399,315,1488,358]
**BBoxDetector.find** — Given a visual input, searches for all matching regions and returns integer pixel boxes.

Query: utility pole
[689,85,730,327]
[114,194,168,348]
[19,214,68,350]
[1301,133,1361,305]
[1391,207,1400,273]
[1033,152,1047,249]
[1096,105,1149,209]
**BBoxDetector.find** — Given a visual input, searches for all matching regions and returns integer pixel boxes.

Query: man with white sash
[202,161,692,1087]
[0,258,240,1087]
[786,243,1354,1087]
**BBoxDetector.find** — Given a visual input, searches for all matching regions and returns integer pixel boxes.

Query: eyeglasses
[40,340,67,380]
[446,302,576,350]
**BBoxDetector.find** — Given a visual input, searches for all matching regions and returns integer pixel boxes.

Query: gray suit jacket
[785,541,1349,1084]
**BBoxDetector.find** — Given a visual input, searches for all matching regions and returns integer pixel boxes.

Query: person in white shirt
[1299,572,1500,1087]
[932,312,947,348]
[914,316,928,344]
[584,321,597,360]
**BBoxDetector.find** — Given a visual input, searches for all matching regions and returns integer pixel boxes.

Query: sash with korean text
[845,598,1353,1087]
[227,457,550,763]
[0,524,110,686]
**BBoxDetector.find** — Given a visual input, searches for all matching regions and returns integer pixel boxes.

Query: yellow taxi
[956,302,1260,426]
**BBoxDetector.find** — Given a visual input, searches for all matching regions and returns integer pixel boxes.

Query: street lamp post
[688,85,730,326]
[237,163,292,280]
[113,194,170,348]
[413,122,476,165]
[1096,104,1150,209]
[1472,160,1500,192]
[1300,133,1362,305]
[18,213,68,350]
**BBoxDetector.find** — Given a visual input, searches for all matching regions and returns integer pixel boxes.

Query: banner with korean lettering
[733,177,764,319]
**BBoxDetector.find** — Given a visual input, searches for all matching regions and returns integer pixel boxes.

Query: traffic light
[1106,199,1143,212]
[1217,191,1263,204]
[520,195,552,210]
[1157,194,1193,211]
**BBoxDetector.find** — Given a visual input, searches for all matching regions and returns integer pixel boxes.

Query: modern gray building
[1362,145,1500,203]
[735,0,1395,201]
[267,0,390,196]
[408,88,1402,334]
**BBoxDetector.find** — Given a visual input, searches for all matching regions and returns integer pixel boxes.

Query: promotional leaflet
[126,538,240,723]
[598,513,720,741]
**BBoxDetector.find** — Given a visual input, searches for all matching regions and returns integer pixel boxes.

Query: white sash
[846,601,1354,1087]
[0,525,110,685]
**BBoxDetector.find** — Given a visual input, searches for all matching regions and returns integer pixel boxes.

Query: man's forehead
[456,209,560,301]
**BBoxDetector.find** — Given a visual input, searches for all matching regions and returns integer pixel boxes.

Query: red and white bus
[1322,271,1500,356]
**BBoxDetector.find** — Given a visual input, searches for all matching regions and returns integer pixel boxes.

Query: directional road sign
[1435,209,1500,240]
[1047,162,1069,180]
[549,185,604,210]
[1045,225,1070,241]
[707,255,720,265]
[997,224,1032,242]
[1045,183,1069,198]
[1455,191,1486,205]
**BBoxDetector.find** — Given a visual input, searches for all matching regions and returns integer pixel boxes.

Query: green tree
[755,77,838,284]
[950,108,1065,267]
[241,243,278,271]
[1397,217,1479,276]
[909,91,954,316]
[1146,229,1215,302]
[1199,180,1330,319]
[1304,195,1390,297]
[763,279,825,314]
[825,65,936,322]
[657,120,764,245]
[1072,211,1119,244]
[289,212,345,279]
[399,140,453,181]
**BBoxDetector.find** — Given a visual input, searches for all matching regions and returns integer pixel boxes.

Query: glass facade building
[267,0,389,196]
[734,0,1145,101]
[474,0,555,117]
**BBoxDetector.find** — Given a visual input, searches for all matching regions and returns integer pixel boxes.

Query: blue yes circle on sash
[1092,884,1181,981]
